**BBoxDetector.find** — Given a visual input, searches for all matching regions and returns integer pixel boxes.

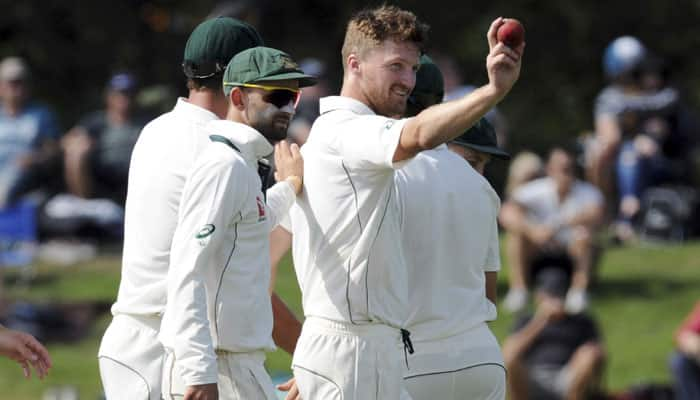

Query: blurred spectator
[0,56,60,208]
[587,36,697,242]
[287,58,330,145]
[502,267,606,400]
[61,72,144,205]
[499,148,604,313]
[505,151,544,198]
[669,301,700,400]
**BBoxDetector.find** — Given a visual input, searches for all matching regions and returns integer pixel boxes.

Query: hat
[0,57,28,82]
[107,72,136,93]
[413,55,444,100]
[451,118,510,160]
[535,268,570,298]
[183,17,264,78]
[406,55,444,116]
[223,47,317,95]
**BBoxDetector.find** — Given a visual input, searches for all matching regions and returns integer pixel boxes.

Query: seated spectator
[505,151,544,198]
[0,57,60,208]
[502,268,606,400]
[61,72,144,205]
[669,301,700,400]
[499,148,604,313]
[587,36,697,242]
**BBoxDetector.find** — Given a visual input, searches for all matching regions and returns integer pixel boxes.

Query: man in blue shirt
[0,57,60,207]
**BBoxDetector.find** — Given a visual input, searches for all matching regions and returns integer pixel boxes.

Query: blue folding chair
[0,200,38,267]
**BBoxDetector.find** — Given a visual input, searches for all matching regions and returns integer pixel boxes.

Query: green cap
[406,54,445,116]
[183,17,264,78]
[223,46,317,95]
[452,118,511,160]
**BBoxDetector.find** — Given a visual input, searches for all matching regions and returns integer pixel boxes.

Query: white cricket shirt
[112,98,218,317]
[512,177,603,243]
[394,146,503,375]
[282,96,410,327]
[159,120,296,386]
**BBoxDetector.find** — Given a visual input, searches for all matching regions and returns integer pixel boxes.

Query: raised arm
[394,18,524,161]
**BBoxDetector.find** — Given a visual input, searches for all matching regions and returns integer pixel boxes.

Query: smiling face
[355,39,420,118]
[241,79,299,143]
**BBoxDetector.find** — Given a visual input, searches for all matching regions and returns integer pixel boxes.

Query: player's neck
[187,89,227,119]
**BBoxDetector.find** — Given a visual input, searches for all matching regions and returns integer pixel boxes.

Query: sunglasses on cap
[239,83,302,109]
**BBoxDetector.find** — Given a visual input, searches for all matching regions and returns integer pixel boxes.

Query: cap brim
[257,72,317,87]
[455,142,511,160]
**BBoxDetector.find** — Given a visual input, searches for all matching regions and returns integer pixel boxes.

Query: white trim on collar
[319,96,376,116]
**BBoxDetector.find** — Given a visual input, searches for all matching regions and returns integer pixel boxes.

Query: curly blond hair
[341,5,429,70]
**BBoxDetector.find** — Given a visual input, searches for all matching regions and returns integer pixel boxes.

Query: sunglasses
[239,83,302,109]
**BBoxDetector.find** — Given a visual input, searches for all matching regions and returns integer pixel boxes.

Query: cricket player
[395,56,510,399]
[159,46,315,400]
[98,18,297,400]
[278,5,523,399]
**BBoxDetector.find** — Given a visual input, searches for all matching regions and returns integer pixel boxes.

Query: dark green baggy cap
[452,117,511,160]
[223,46,317,95]
[183,17,264,78]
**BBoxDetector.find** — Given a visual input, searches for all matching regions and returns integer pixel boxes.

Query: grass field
[0,240,697,399]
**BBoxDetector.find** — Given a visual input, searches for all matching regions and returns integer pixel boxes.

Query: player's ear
[230,87,246,110]
[347,54,361,76]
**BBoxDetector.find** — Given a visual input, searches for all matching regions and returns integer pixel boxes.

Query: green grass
[0,241,698,399]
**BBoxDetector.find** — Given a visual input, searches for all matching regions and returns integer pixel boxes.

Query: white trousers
[292,317,412,400]
[404,364,506,400]
[162,349,277,400]
[98,314,164,400]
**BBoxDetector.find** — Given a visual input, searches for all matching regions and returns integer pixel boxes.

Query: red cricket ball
[497,19,525,48]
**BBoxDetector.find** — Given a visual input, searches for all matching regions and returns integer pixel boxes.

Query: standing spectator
[669,301,700,400]
[0,57,60,208]
[62,72,144,205]
[499,148,604,313]
[502,268,606,400]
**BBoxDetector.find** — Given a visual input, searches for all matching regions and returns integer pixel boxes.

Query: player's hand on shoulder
[184,383,218,400]
[274,141,304,195]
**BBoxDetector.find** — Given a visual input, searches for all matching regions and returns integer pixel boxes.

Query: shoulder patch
[195,224,216,239]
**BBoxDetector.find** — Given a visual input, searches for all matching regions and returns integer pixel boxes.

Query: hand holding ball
[497,19,525,48]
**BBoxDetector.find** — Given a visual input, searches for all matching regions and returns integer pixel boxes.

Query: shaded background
[2,0,700,157]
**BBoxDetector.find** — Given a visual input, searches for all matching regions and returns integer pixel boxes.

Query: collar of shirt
[173,97,219,123]
[319,96,376,116]
[204,119,273,163]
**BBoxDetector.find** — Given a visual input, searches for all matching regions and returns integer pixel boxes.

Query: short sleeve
[328,114,408,170]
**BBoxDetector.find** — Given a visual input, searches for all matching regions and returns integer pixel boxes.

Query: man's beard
[250,109,291,144]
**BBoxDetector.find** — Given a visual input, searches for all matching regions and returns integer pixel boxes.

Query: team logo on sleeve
[195,224,216,239]
[256,196,267,222]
